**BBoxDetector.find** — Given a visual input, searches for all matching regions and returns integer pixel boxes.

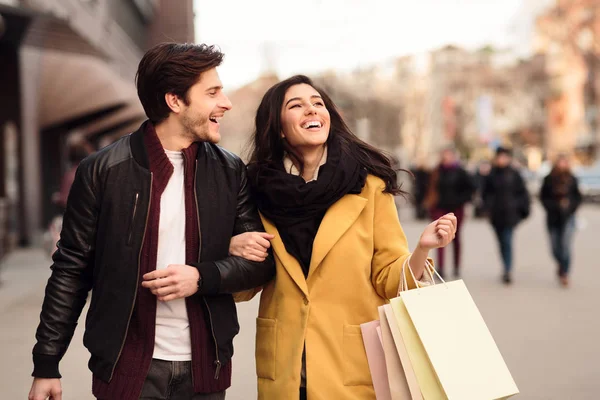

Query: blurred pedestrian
[52,140,94,211]
[45,140,95,257]
[473,160,492,218]
[423,147,475,278]
[483,147,531,285]
[411,162,431,220]
[540,154,582,287]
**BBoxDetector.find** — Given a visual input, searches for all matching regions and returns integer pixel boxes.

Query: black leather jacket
[32,122,275,382]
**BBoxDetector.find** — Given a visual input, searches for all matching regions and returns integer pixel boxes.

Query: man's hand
[229,232,274,262]
[29,378,62,400]
[142,264,200,301]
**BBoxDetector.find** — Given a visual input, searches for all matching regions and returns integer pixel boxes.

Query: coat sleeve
[569,177,583,215]
[370,181,434,299]
[460,168,476,204]
[515,170,531,218]
[540,175,556,213]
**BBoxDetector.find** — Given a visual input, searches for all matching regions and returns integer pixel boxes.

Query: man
[29,43,275,400]
[483,147,530,285]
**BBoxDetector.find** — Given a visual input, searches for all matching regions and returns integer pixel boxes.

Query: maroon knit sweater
[92,125,232,399]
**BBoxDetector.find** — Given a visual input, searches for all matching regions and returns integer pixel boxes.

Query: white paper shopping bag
[400,276,519,400]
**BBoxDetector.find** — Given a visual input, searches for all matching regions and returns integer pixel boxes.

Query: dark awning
[39,51,144,131]
[0,3,105,58]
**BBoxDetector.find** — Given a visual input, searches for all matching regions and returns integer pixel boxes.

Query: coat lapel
[261,216,309,297]
[308,194,367,280]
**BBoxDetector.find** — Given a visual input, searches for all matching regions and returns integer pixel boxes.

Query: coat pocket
[343,324,373,386]
[256,317,277,380]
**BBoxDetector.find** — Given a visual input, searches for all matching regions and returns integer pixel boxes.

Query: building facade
[0,0,194,260]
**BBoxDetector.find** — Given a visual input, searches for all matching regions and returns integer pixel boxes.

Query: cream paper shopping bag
[390,297,445,400]
[397,267,519,399]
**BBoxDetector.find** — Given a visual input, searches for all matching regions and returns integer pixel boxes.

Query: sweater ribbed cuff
[191,261,221,295]
[32,354,61,379]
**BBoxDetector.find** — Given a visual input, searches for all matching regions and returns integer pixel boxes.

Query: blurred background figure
[410,161,431,220]
[473,160,492,218]
[422,148,475,278]
[52,138,95,212]
[483,147,531,285]
[540,154,582,287]
[44,137,94,257]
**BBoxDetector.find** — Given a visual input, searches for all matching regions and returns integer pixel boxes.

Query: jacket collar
[130,120,204,170]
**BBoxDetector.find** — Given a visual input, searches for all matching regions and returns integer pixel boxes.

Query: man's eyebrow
[285,95,322,107]
[205,85,223,92]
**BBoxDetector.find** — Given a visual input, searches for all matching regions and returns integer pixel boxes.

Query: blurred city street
[1,203,598,400]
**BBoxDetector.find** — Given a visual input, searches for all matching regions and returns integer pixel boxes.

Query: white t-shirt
[153,149,192,361]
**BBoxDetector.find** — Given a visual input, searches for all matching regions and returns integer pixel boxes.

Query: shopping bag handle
[398,255,447,295]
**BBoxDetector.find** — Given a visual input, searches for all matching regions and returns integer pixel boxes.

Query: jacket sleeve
[515,170,531,217]
[569,177,583,215]
[32,160,98,379]
[193,164,275,295]
[370,181,434,299]
[540,175,556,212]
[459,168,476,205]
[482,174,493,211]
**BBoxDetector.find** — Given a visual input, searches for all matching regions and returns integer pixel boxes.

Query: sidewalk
[0,249,93,399]
[1,204,600,399]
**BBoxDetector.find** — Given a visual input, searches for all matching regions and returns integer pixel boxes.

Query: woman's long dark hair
[246,75,407,195]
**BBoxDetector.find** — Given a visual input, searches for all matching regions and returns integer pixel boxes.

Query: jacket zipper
[204,297,222,379]
[194,159,222,380]
[110,174,153,381]
[127,193,139,246]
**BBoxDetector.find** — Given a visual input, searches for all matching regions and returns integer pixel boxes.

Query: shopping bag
[382,304,423,400]
[392,261,519,400]
[361,320,393,400]
[377,307,411,400]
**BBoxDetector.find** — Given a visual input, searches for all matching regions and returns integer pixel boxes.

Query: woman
[423,147,475,278]
[540,154,582,287]
[232,75,457,400]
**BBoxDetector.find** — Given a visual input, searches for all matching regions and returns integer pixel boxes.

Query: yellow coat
[236,175,429,400]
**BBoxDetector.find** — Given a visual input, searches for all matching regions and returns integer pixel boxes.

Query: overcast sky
[194,0,554,89]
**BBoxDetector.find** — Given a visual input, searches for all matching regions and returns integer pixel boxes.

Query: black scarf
[250,138,367,277]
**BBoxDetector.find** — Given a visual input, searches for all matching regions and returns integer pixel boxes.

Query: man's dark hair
[136,42,224,123]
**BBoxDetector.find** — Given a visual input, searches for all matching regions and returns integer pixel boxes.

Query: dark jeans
[138,359,226,400]
[548,217,576,276]
[431,207,465,274]
[492,225,514,273]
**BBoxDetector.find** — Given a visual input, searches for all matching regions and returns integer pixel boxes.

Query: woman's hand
[418,213,457,251]
[229,232,275,262]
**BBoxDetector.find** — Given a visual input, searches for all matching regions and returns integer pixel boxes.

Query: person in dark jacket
[410,162,431,220]
[29,43,275,400]
[423,148,475,278]
[473,160,492,218]
[540,154,582,287]
[483,147,531,285]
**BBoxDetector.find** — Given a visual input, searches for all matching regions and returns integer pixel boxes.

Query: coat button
[303,297,309,305]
